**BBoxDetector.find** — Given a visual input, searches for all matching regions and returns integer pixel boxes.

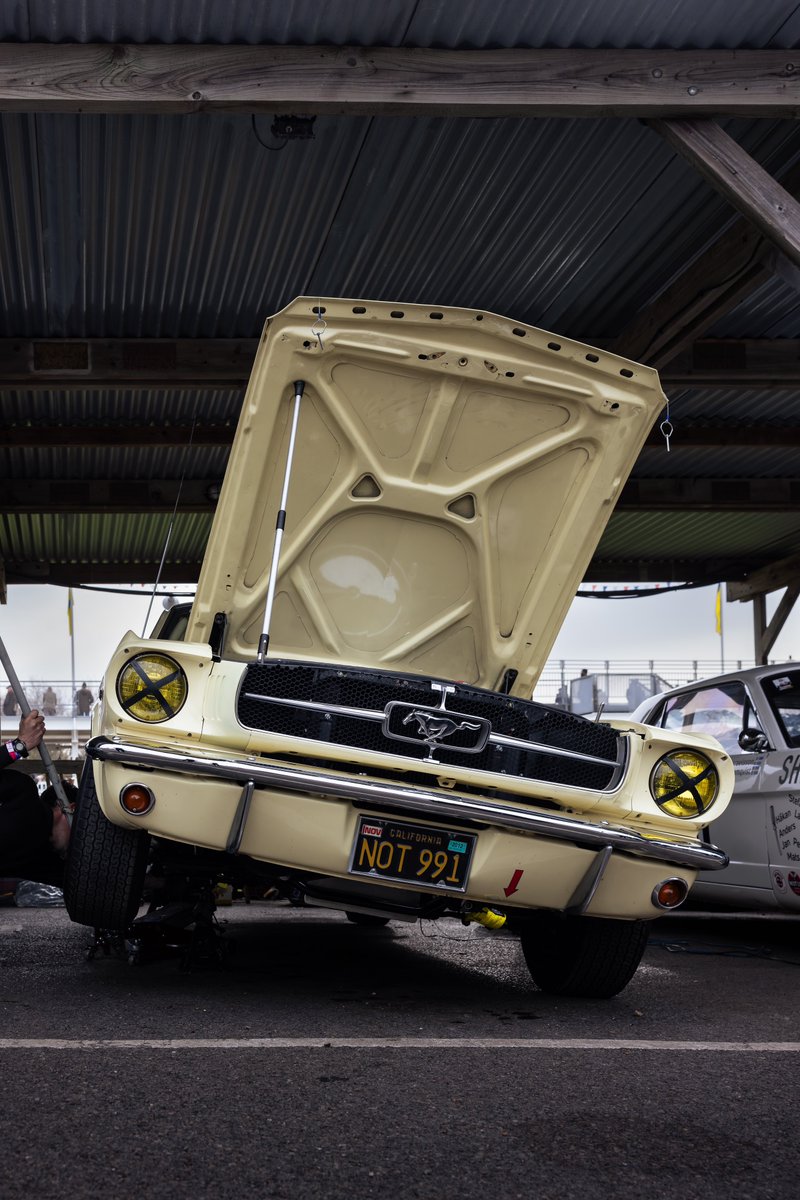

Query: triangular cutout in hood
[187,298,663,697]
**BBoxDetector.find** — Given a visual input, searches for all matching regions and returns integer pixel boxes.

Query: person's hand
[19,708,45,750]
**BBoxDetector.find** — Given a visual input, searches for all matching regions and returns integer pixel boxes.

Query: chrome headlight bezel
[116,653,188,724]
[649,749,720,819]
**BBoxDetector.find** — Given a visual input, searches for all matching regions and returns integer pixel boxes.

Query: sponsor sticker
[774,871,786,891]
[788,871,800,897]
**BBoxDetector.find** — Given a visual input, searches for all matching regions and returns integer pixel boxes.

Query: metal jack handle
[0,633,72,813]
[257,380,305,663]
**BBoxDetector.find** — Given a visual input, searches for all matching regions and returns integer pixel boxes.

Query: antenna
[142,415,198,637]
[257,380,305,663]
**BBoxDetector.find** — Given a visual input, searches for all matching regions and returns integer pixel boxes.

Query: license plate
[349,816,476,892]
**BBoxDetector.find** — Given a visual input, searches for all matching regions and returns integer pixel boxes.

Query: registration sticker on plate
[349,816,476,892]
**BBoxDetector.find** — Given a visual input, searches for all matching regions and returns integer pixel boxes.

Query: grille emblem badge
[383,701,491,763]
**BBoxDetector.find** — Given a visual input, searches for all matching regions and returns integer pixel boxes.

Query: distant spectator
[3,686,18,717]
[41,686,58,716]
[74,682,94,716]
[554,684,569,709]
[626,678,648,710]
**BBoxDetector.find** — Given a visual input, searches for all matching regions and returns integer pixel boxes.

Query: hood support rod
[257,379,305,663]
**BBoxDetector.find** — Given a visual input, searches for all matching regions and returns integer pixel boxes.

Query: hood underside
[187,297,664,697]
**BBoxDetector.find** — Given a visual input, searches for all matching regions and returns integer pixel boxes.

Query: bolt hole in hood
[186,298,664,699]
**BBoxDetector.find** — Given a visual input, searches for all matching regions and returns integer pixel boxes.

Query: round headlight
[117,654,188,723]
[650,750,719,818]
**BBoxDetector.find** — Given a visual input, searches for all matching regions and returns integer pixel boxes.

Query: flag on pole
[715,584,722,635]
[67,587,74,636]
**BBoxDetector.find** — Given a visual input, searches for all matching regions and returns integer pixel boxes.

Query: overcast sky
[1,580,796,686]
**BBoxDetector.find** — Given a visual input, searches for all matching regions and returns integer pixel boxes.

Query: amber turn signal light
[652,878,689,910]
[120,783,155,816]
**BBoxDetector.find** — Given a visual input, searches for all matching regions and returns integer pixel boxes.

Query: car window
[655,682,761,753]
[762,670,800,748]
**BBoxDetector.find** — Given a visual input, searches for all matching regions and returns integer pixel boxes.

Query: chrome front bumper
[87,735,729,872]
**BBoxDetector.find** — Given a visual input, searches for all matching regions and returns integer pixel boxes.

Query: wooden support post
[753,583,800,662]
[753,594,768,664]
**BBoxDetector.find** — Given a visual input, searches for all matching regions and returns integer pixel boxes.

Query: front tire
[64,764,149,928]
[519,913,649,998]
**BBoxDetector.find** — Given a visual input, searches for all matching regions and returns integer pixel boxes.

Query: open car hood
[187,297,663,698]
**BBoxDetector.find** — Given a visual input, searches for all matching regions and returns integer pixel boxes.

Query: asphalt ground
[1,903,798,1200]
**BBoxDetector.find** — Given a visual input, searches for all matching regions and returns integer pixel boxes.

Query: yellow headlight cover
[117,654,188,723]
[650,750,719,819]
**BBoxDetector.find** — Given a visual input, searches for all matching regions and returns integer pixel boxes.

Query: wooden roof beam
[3,336,800,394]
[662,338,800,387]
[3,477,800,513]
[0,338,256,390]
[3,561,202,587]
[611,159,800,368]
[0,45,798,117]
[1,555,771,589]
[1,479,219,512]
[620,478,800,510]
[726,551,800,600]
[584,557,769,585]
[3,419,797,450]
[642,426,800,447]
[0,423,235,447]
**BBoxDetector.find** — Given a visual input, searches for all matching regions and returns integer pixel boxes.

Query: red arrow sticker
[504,869,523,897]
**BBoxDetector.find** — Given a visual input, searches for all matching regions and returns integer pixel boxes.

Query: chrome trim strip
[242,690,620,769]
[87,736,729,872]
[243,692,383,724]
[488,730,618,768]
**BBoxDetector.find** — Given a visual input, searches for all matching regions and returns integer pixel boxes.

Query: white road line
[0,1038,797,1051]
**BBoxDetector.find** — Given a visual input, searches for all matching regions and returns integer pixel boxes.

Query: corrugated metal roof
[3,0,799,50]
[0,388,241,423]
[0,2,798,592]
[710,276,800,338]
[2,110,799,341]
[0,511,211,569]
[634,445,800,479]
[2,445,228,480]
[596,510,800,562]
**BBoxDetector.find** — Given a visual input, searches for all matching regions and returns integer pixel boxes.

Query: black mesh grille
[237,661,623,791]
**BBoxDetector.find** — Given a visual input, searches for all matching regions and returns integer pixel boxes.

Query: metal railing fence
[1,663,764,718]
[533,659,757,708]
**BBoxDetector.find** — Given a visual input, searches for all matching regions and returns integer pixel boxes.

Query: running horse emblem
[402,709,484,759]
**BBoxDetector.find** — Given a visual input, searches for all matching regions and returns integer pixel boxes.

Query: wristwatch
[11,738,28,758]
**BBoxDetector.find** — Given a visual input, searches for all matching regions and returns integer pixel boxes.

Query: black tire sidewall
[64,762,149,928]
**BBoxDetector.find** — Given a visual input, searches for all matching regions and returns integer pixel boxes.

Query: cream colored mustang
[65,297,733,997]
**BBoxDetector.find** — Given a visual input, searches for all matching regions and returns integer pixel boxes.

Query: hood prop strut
[257,379,305,663]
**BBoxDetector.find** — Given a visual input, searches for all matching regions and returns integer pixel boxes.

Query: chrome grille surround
[237,661,627,792]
